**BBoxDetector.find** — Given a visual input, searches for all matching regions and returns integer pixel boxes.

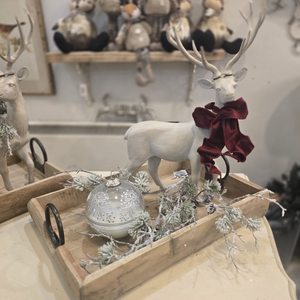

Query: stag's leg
[189,154,202,187]
[16,146,34,184]
[148,156,165,189]
[0,156,13,191]
[124,158,147,176]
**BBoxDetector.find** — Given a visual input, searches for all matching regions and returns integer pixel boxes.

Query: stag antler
[167,1,265,76]
[166,26,222,78]
[0,11,34,73]
[224,1,266,72]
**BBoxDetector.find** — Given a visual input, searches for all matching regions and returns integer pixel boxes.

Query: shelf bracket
[75,63,94,105]
[186,64,196,106]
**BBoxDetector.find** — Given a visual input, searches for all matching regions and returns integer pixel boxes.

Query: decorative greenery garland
[68,170,285,271]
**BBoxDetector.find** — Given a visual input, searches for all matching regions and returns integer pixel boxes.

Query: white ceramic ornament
[124,2,265,188]
[0,12,34,191]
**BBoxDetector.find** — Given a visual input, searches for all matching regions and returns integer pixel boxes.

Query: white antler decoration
[167,1,266,76]
[166,26,222,78]
[225,1,266,72]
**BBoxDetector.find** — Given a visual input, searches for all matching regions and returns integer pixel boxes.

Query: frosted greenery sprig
[98,242,117,265]
[132,171,150,193]
[64,169,150,193]
[201,179,227,203]
[203,179,222,193]
[179,177,198,198]
[211,203,262,270]
[63,170,105,190]
[66,170,151,194]
[128,211,150,239]
[0,116,19,157]
[71,174,102,191]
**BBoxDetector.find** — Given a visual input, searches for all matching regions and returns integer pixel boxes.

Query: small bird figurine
[0,22,26,39]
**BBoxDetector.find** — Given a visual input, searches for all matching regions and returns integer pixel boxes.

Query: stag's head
[167,1,266,108]
[0,12,33,103]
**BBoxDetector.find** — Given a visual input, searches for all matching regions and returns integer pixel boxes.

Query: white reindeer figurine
[124,2,265,188]
[0,12,34,191]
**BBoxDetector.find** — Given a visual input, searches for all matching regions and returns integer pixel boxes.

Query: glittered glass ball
[85,178,145,238]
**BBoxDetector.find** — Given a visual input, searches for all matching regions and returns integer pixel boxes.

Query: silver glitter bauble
[85,178,145,238]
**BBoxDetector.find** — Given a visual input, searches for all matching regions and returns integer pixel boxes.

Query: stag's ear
[17,67,29,81]
[234,67,248,82]
[198,78,214,89]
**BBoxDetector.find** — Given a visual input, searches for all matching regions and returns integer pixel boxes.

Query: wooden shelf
[46,50,225,63]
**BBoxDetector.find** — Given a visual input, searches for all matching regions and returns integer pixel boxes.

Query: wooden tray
[0,151,71,223]
[27,160,270,300]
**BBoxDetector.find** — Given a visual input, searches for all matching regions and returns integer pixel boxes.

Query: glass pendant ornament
[85,177,145,238]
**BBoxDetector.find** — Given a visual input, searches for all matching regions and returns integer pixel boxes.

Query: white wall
[22,0,300,186]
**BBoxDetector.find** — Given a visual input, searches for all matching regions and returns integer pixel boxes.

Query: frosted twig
[229,189,286,217]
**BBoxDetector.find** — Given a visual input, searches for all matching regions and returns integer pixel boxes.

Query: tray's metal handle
[45,203,65,248]
[30,138,48,174]
[205,154,230,183]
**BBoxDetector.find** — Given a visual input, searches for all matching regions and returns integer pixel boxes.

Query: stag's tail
[124,126,133,140]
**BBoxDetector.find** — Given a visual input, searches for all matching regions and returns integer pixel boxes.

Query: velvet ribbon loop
[192,98,254,177]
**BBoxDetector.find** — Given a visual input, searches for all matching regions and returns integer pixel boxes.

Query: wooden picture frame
[0,0,55,95]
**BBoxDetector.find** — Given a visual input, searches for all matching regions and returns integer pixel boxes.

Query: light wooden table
[0,175,297,300]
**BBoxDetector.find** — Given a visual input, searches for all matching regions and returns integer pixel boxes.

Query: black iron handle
[45,203,65,248]
[30,138,48,174]
[205,154,230,183]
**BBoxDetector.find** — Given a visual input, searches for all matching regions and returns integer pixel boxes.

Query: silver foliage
[132,171,150,193]
[243,216,262,232]
[203,180,222,193]
[128,211,150,239]
[215,215,232,234]
[213,203,262,270]
[74,174,284,272]
[71,174,102,191]
[0,116,19,157]
[98,242,117,264]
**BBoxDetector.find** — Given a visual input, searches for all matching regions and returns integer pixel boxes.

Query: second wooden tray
[0,139,71,223]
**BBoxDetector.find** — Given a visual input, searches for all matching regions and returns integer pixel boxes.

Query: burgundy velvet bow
[192,98,254,177]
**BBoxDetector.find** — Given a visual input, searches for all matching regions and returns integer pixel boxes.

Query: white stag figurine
[124,2,265,188]
[0,12,34,191]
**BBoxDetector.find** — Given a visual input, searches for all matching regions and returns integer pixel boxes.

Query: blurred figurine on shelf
[96,93,157,122]
[160,0,194,52]
[52,0,109,53]
[116,2,154,86]
[289,0,300,53]
[124,1,265,188]
[139,0,171,50]
[0,21,26,40]
[192,0,242,54]
[98,0,122,50]
[0,12,35,191]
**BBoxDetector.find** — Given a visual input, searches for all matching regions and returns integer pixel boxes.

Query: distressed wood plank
[46,50,225,64]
